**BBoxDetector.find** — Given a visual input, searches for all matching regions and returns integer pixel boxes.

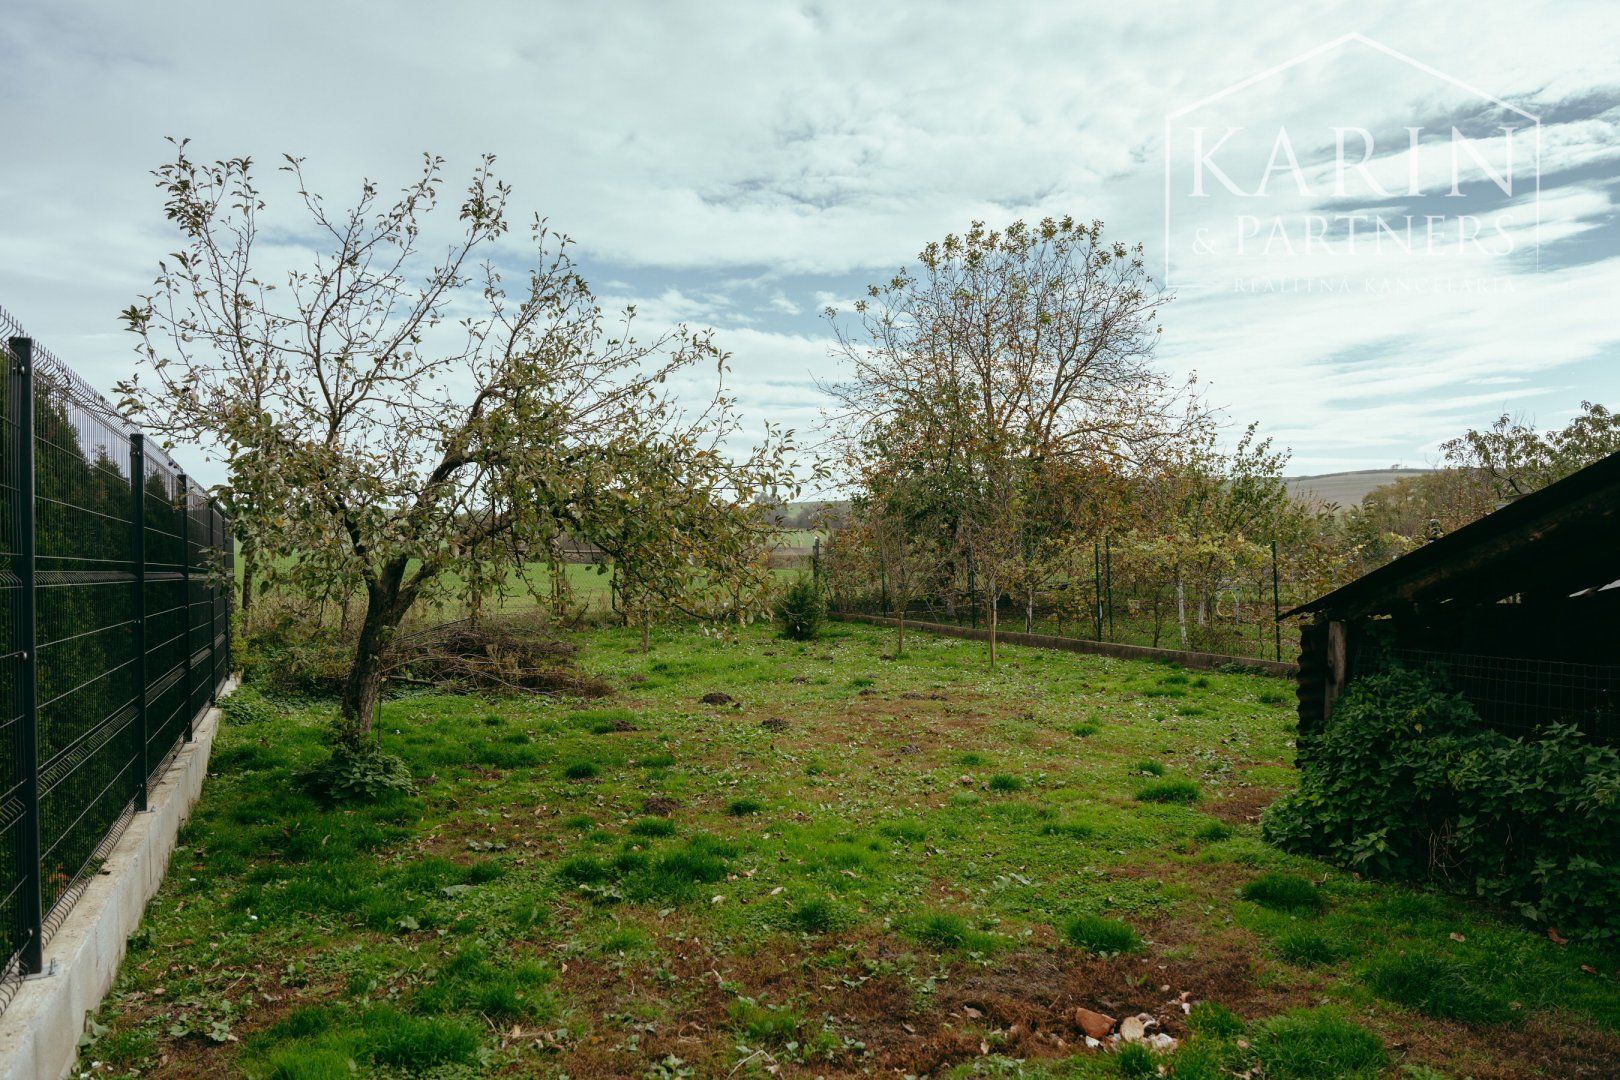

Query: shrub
[1135,778,1199,804]
[776,575,826,641]
[239,604,352,697]
[1062,914,1140,954]
[1242,872,1326,914]
[1263,665,1620,942]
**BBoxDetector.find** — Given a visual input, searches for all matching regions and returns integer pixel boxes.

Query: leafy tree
[120,142,797,755]
[823,217,1200,664]
[1442,401,1620,500]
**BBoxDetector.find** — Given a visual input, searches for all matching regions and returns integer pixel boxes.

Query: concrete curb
[0,681,235,1080]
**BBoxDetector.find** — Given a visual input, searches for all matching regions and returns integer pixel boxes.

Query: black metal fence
[0,311,231,1015]
[821,537,1302,664]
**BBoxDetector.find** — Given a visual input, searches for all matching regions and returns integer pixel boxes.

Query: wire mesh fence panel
[142,449,189,784]
[1357,646,1620,744]
[0,308,231,1014]
[32,346,141,935]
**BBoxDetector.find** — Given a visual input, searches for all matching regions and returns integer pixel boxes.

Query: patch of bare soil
[1204,784,1283,824]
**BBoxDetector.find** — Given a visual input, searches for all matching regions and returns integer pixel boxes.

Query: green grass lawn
[88,622,1620,1078]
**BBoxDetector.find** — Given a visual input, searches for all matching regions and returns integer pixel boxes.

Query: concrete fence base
[834,613,1298,677]
[0,681,235,1080]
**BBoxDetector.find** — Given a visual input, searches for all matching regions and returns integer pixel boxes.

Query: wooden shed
[1289,450,1620,744]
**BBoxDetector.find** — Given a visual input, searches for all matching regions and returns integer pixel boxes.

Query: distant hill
[1285,468,1434,508]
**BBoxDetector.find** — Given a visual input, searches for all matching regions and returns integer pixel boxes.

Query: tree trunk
[1025,581,1034,633]
[895,602,906,657]
[238,538,258,617]
[641,615,651,653]
[987,577,999,667]
[1175,571,1188,649]
[339,574,412,745]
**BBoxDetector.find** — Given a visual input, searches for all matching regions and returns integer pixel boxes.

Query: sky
[2,1,1618,489]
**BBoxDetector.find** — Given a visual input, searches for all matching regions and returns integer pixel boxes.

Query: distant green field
[246,543,815,618]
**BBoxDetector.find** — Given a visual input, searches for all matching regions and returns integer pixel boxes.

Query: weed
[1063,914,1140,954]
[728,997,803,1044]
[1134,778,1199,804]
[1250,1007,1385,1079]
[563,760,600,781]
[1115,1041,1157,1077]
[1242,873,1326,914]
[570,706,638,733]
[1070,722,1099,738]
[1132,759,1165,776]
[1194,820,1234,842]
[1274,927,1349,967]
[360,1006,479,1068]
[1187,1001,1245,1039]
[1362,951,1517,1024]
[1039,819,1096,839]
[986,774,1023,792]
[557,855,610,884]
[786,897,849,934]
[630,817,677,838]
[906,910,994,951]
[726,797,765,816]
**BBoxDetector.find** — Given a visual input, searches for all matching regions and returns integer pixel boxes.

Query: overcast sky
[3,1,1618,488]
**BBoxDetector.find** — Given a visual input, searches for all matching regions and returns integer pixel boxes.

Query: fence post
[223,511,232,682]
[1271,539,1282,662]
[207,499,218,708]
[8,337,43,974]
[131,433,148,812]
[1092,539,1102,641]
[1104,532,1114,641]
[178,474,192,742]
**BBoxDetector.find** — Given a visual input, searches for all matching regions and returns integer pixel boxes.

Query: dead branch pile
[388,614,611,697]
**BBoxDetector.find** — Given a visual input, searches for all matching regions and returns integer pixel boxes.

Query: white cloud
[1,0,1618,483]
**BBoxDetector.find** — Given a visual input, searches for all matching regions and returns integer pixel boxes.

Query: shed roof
[1288,450,1620,620]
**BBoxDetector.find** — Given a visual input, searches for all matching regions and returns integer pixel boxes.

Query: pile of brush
[389,613,611,697]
